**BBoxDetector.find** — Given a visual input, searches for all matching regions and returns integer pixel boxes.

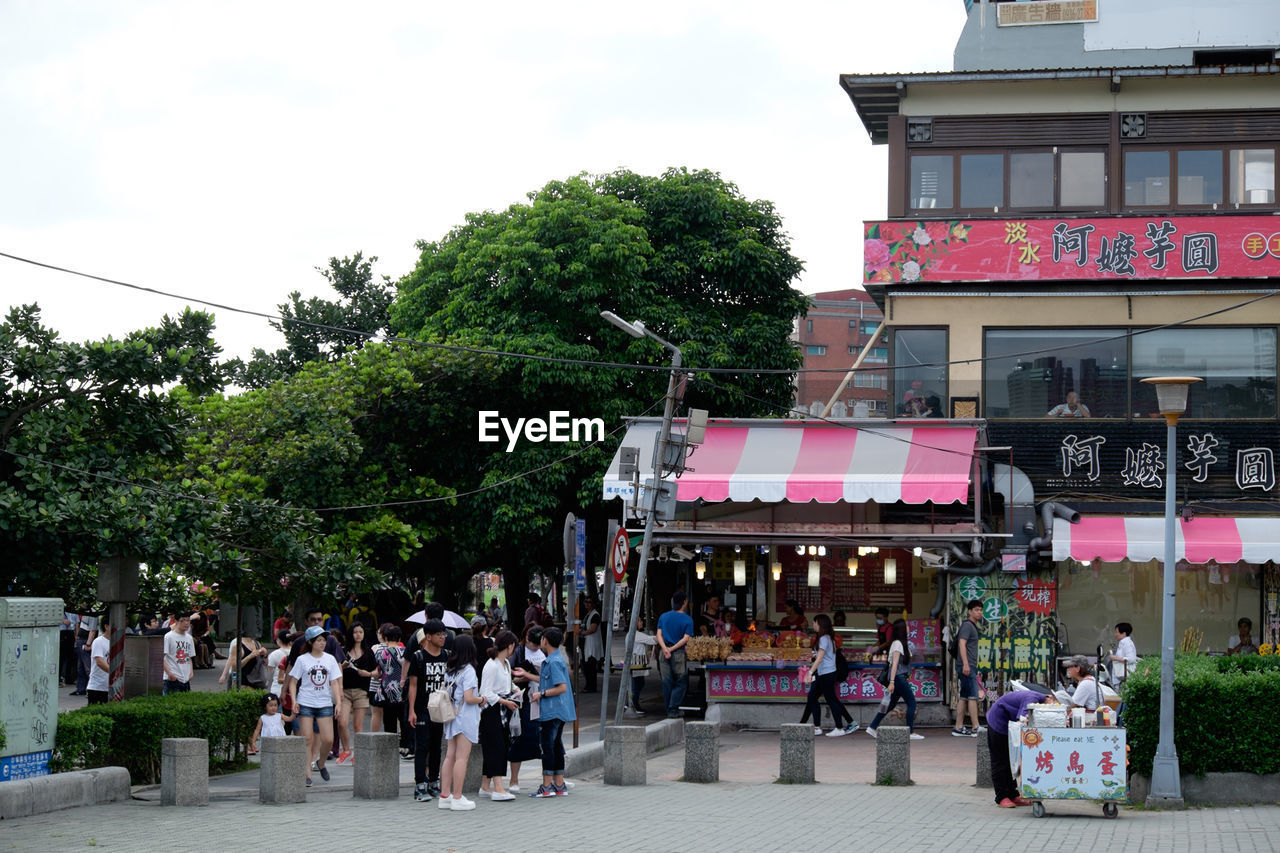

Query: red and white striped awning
[602,420,978,505]
[1052,516,1280,564]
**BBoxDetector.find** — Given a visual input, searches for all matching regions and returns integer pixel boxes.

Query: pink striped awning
[1052,516,1280,564]
[602,420,978,505]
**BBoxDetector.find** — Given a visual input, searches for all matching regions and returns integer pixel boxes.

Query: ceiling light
[884,557,897,585]
[848,557,858,577]
[734,559,747,586]
[696,560,706,580]
[808,560,821,587]
[771,561,782,581]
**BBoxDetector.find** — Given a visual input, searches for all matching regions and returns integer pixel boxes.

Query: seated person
[1046,391,1091,418]
[1064,655,1100,711]
[1227,617,1259,655]
[778,599,808,631]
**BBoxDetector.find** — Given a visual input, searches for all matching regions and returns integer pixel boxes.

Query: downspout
[1028,502,1081,552]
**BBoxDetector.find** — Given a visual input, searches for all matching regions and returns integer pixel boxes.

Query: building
[841,0,1280,680]
[794,288,888,417]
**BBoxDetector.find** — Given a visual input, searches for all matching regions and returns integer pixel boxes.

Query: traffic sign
[608,528,629,582]
[574,518,587,592]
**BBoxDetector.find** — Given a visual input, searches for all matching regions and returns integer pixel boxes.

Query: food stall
[1015,702,1127,818]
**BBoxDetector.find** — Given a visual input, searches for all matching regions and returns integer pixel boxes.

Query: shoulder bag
[427,675,457,724]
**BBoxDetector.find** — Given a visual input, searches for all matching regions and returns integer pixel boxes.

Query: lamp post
[1140,375,1200,809]
[601,310,683,726]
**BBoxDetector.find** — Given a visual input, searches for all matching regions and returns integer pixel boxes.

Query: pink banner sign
[706,665,941,702]
[864,216,1280,284]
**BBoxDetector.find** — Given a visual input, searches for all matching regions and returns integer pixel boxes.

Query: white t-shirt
[267,648,288,691]
[519,646,546,720]
[888,640,907,677]
[87,634,111,692]
[1070,676,1100,711]
[1112,636,1138,682]
[583,609,604,659]
[164,629,195,683]
[289,652,342,708]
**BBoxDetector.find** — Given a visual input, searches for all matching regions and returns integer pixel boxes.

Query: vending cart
[1016,706,1127,819]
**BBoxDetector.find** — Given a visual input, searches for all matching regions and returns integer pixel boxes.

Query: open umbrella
[405,609,470,630]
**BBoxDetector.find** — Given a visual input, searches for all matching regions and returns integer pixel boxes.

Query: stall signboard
[1019,727,1127,801]
[948,574,1057,683]
[707,665,942,703]
[865,215,1280,285]
[998,0,1098,27]
[0,749,52,781]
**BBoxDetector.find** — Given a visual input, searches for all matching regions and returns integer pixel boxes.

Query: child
[249,692,293,755]
[529,627,575,798]
[436,635,484,811]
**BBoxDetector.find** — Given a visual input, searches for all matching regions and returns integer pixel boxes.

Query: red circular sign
[609,529,630,582]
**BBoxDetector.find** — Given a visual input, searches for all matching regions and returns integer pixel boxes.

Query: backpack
[427,675,457,724]
[834,649,849,681]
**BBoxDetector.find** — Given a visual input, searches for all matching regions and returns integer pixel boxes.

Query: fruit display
[687,636,733,662]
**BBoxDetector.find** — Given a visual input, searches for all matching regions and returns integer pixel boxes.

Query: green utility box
[0,598,62,780]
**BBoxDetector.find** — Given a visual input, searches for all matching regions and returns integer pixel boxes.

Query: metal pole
[613,346,682,726]
[1148,416,1184,804]
[599,519,618,739]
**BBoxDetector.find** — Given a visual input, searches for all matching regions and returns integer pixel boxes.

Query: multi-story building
[842,0,1280,676]
[794,287,888,417]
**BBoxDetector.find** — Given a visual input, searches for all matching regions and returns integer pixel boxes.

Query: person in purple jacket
[986,686,1056,808]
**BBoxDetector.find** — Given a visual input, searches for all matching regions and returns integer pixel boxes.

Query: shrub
[1123,654,1280,777]
[55,689,265,783]
[0,718,6,753]
[49,713,114,773]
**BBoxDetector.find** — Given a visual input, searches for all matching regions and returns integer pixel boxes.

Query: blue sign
[574,518,587,592]
[0,750,52,781]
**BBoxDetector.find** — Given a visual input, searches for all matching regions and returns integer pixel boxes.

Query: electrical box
[0,598,63,781]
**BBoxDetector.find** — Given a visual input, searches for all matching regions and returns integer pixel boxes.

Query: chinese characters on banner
[864,216,1280,285]
[1020,728,1127,801]
[706,665,942,703]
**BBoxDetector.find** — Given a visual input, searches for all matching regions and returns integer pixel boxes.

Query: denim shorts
[957,670,980,701]
[296,704,335,718]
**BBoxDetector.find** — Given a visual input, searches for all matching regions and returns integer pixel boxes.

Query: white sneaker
[477,789,491,799]
[866,728,878,738]
[437,796,453,809]
[507,784,520,793]
[450,796,476,811]
[491,791,516,802]
[910,733,925,740]
[564,780,575,789]
[825,727,848,737]
[813,727,824,735]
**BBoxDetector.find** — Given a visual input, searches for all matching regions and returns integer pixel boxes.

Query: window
[1230,149,1276,205]
[983,329,1128,418]
[910,155,953,210]
[1131,328,1276,419]
[1060,152,1106,207]
[848,345,859,355]
[960,154,1004,209]
[806,319,813,333]
[863,320,880,336]
[865,346,888,363]
[806,345,826,356]
[893,329,947,416]
[1124,150,1170,206]
[854,372,887,389]
[1010,152,1054,208]
[1177,150,1223,205]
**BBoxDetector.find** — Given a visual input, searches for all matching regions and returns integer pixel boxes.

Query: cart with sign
[1016,716,1127,819]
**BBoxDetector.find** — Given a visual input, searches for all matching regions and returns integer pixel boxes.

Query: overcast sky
[1,1,965,361]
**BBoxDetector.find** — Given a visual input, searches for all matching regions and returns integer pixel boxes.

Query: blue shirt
[538,649,576,722]
[985,690,1047,734]
[657,609,694,650]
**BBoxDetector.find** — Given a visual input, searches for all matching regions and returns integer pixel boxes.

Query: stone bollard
[778,723,814,784]
[684,722,719,783]
[604,725,648,786]
[259,736,308,804]
[353,731,400,800]
[975,734,992,788]
[874,727,912,786]
[464,737,485,793]
[161,738,208,806]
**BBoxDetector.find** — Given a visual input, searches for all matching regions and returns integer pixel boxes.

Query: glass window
[806,345,826,356]
[910,155,953,210]
[1177,150,1223,205]
[1060,152,1105,207]
[806,319,813,333]
[854,372,886,388]
[893,329,947,416]
[866,347,888,362]
[1229,149,1276,205]
[1125,150,1171,206]
[1131,328,1277,418]
[983,329,1128,418]
[960,154,1004,209]
[1009,152,1054,208]
[863,320,880,336]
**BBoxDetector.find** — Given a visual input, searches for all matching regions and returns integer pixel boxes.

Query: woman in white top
[1107,622,1139,684]
[287,626,344,787]
[865,619,923,739]
[1065,656,1100,711]
[478,629,521,801]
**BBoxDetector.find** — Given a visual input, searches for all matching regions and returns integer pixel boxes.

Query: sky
[1,0,966,362]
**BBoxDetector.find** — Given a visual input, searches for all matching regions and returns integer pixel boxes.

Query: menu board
[1019,727,1127,801]
[775,550,911,613]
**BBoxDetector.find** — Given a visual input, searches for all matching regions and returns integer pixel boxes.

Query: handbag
[427,677,457,724]
[876,665,891,687]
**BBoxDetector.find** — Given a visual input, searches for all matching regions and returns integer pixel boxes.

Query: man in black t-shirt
[406,618,449,801]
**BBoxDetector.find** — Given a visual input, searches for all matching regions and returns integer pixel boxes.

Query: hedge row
[52,689,265,783]
[1122,654,1280,777]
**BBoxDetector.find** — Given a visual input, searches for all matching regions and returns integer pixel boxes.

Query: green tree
[392,168,809,618]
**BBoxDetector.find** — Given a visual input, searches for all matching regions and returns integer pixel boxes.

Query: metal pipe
[1028,501,1082,552]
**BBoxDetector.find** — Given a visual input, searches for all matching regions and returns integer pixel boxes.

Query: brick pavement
[6,728,1280,853]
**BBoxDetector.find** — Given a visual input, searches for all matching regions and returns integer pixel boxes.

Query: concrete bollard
[259,736,308,804]
[464,737,485,793]
[778,723,814,784]
[874,727,912,786]
[604,725,648,786]
[684,722,719,783]
[161,738,208,806]
[353,731,400,800]
[975,734,992,788]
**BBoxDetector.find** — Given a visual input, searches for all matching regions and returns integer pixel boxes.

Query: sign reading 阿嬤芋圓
[864,216,1280,285]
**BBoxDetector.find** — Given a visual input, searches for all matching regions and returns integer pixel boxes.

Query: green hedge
[0,718,6,753]
[1123,655,1280,777]
[54,689,265,783]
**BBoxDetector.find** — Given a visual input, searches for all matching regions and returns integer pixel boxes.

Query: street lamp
[1140,375,1200,808]
[602,310,684,726]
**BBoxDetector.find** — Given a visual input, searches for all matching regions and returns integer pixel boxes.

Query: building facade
[794,288,888,417]
[843,0,1280,679]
